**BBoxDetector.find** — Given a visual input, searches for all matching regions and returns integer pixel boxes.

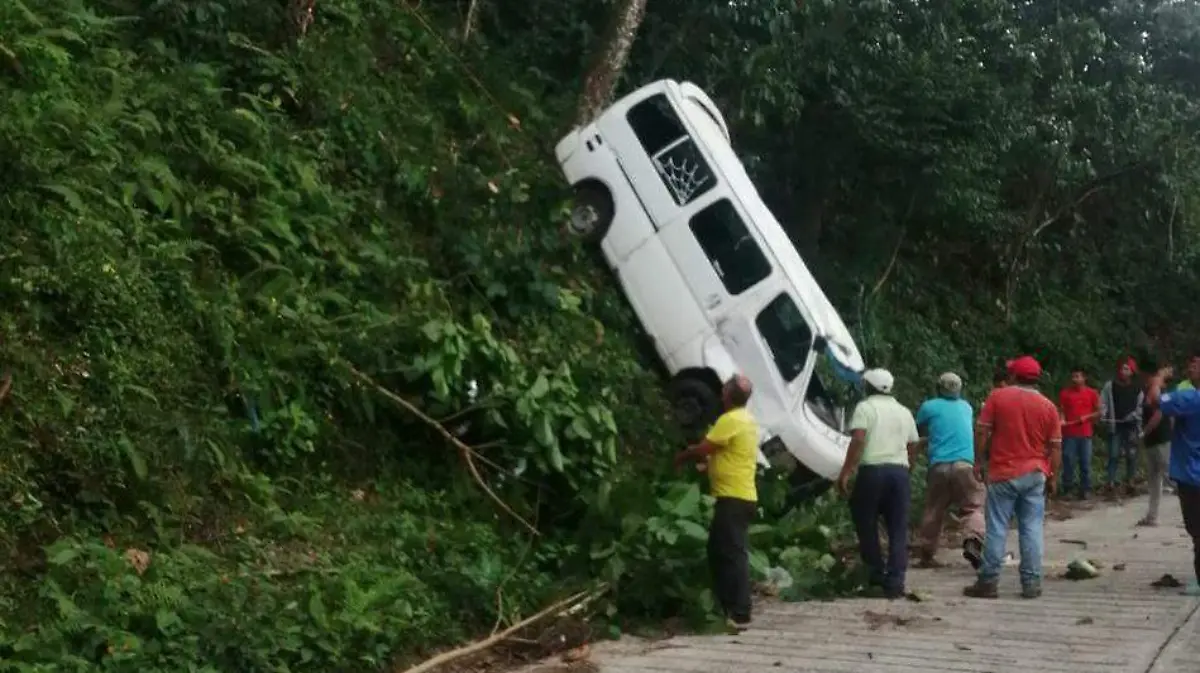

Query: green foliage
[2,481,553,672]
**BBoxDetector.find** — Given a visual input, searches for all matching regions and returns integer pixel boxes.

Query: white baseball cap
[862,368,895,394]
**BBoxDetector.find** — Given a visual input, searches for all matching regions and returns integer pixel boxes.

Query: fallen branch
[492,490,540,635]
[345,365,540,537]
[398,586,608,673]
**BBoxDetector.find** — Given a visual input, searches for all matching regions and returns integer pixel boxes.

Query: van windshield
[806,365,849,435]
[755,293,813,383]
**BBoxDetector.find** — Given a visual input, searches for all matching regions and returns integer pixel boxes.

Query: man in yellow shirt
[675,374,758,631]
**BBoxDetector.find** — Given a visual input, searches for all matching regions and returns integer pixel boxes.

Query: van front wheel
[569,182,614,243]
[668,376,721,437]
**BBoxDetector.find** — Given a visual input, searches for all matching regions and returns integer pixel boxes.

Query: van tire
[668,375,721,436]
[569,181,614,243]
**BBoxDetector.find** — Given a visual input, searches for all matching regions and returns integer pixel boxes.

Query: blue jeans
[979,471,1046,588]
[1060,436,1092,496]
[849,464,911,594]
[1106,425,1138,485]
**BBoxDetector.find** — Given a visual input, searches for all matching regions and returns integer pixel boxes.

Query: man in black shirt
[1139,364,1174,526]
[1101,357,1144,494]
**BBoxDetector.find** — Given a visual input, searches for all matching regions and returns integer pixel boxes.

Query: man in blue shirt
[913,372,986,569]
[1146,355,1200,596]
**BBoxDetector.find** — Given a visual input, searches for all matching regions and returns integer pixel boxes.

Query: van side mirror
[811,335,828,353]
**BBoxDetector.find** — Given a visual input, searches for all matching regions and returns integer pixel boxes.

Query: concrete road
[583,495,1199,673]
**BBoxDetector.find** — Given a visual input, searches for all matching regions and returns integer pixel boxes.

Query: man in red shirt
[964,356,1062,599]
[1059,367,1101,500]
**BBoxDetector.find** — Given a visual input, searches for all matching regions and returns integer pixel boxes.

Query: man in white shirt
[836,368,921,599]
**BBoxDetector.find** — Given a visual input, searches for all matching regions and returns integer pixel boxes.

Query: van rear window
[689,199,770,295]
[756,294,814,383]
[627,94,716,206]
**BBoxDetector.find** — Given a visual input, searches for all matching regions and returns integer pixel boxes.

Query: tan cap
[938,371,963,395]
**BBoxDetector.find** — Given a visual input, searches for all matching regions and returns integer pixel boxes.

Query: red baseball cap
[1006,355,1042,379]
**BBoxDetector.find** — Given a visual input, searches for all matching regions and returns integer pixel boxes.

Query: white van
[553,79,866,482]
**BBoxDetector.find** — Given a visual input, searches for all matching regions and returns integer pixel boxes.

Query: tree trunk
[462,0,483,42]
[575,0,648,127]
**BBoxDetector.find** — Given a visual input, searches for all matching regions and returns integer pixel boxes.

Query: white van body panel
[556,79,863,480]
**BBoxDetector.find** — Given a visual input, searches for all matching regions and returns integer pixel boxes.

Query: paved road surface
[578,495,1199,673]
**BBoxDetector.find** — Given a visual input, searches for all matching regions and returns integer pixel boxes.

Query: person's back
[856,394,920,466]
[917,396,974,465]
[914,372,985,569]
[840,369,919,599]
[980,386,1060,482]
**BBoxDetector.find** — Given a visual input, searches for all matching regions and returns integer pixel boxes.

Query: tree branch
[868,190,919,300]
[1002,158,1155,320]
[436,402,495,425]
[461,0,482,42]
[399,586,608,673]
[491,491,539,636]
[345,365,540,537]
[1168,191,1178,262]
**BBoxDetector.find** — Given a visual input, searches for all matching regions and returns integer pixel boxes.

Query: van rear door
[598,91,720,240]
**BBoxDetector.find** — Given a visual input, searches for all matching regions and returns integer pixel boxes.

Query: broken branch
[436,402,494,425]
[868,190,919,301]
[491,491,539,635]
[398,586,608,673]
[345,365,540,537]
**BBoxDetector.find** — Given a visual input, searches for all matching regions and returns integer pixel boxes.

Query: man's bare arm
[906,441,923,468]
[675,439,718,467]
[1046,439,1062,478]
[837,430,867,488]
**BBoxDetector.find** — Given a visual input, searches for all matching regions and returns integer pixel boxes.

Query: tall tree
[575,0,648,125]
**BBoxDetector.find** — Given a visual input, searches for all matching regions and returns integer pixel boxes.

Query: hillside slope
[0,1,849,670]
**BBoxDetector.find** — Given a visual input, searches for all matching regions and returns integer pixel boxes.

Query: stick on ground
[398,586,607,673]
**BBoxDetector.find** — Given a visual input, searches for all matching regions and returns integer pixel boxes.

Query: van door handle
[705,293,721,309]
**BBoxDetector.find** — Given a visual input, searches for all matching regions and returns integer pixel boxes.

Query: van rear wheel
[569,182,614,243]
[668,376,721,437]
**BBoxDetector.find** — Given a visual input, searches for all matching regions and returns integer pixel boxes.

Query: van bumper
[554,129,583,166]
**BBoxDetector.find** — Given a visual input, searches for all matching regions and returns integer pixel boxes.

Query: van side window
[626,94,716,206]
[689,199,771,295]
[756,294,814,383]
